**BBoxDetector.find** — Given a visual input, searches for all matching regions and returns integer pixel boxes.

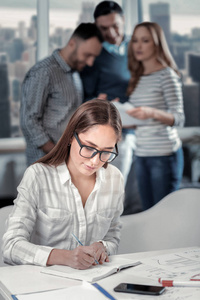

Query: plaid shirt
[2,163,124,266]
[20,49,83,165]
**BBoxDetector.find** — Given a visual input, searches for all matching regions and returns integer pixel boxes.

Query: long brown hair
[127,22,179,95]
[36,99,122,168]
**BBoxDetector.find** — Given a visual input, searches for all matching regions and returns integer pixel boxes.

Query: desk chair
[118,188,200,254]
[0,205,13,267]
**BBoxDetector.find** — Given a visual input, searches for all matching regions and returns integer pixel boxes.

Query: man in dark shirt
[81,1,142,214]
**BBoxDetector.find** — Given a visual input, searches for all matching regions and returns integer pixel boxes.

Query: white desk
[0,247,200,299]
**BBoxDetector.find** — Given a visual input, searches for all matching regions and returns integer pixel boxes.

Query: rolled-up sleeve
[100,192,124,255]
[2,168,53,266]
[99,173,124,255]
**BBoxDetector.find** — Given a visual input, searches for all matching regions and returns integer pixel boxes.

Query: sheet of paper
[125,263,182,281]
[103,272,200,300]
[140,248,200,279]
[113,248,200,299]
[112,101,150,127]
[15,282,108,300]
[116,287,200,300]
[0,265,80,295]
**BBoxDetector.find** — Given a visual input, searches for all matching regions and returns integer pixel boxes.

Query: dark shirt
[81,37,130,103]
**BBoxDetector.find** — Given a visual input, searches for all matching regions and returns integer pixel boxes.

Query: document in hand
[41,256,140,283]
[112,101,150,127]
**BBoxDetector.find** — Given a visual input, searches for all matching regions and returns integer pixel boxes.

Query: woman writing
[2,99,124,269]
[126,22,185,210]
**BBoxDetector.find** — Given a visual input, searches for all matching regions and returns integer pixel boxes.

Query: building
[77,1,94,25]
[186,52,200,83]
[149,2,172,50]
[28,15,37,40]
[183,79,200,127]
[12,79,20,103]
[8,38,24,63]
[0,62,11,137]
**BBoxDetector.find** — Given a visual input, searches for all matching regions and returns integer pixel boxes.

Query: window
[0,0,37,204]
[0,0,37,138]
[0,0,123,138]
[142,0,200,184]
[0,0,123,202]
[0,0,199,203]
[49,0,122,50]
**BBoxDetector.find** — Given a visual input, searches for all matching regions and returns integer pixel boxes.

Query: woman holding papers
[2,99,124,269]
[126,22,185,210]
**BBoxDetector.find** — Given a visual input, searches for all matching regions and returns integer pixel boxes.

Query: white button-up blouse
[2,163,124,266]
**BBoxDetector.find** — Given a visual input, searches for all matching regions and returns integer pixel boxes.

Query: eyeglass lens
[80,146,116,162]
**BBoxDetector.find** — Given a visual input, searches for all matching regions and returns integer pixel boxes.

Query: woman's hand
[127,106,154,120]
[47,246,98,270]
[89,242,109,265]
[127,106,175,126]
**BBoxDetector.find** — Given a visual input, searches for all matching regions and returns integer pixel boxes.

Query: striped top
[129,67,185,156]
[2,163,124,266]
[20,49,83,165]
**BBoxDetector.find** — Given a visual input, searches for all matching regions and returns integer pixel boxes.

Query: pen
[92,283,117,300]
[158,278,200,287]
[71,233,99,265]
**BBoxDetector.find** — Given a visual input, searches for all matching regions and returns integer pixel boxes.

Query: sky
[142,0,200,15]
[0,0,200,14]
[0,0,200,35]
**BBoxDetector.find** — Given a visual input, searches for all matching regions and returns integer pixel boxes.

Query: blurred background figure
[81,1,142,215]
[20,23,103,166]
[127,22,185,210]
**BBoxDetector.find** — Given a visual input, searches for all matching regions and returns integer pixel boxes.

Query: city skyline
[0,0,200,198]
[1,0,200,14]
[0,0,200,139]
[1,1,200,36]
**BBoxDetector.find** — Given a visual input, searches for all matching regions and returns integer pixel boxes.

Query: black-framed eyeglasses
[74,132,118,163]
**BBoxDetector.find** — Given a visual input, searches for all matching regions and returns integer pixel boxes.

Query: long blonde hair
[127,22,179,95]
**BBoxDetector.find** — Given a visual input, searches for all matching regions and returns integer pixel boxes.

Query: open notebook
[41,256,140,283]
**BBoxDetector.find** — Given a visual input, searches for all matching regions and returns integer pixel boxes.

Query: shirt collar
[56,162,107,185]
[52,49,72,73]
[57,163,71,185]
[103,35,129,55]
[96,166,106,183]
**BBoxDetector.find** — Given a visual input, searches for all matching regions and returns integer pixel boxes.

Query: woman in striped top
[126,22,185,210]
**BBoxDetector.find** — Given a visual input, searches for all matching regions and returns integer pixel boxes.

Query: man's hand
[111,97,120,102]
[97,93,107,100]
[40,140,55,154]
[97,93,120,103]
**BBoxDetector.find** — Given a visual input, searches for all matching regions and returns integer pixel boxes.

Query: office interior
[0,0,200,209]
